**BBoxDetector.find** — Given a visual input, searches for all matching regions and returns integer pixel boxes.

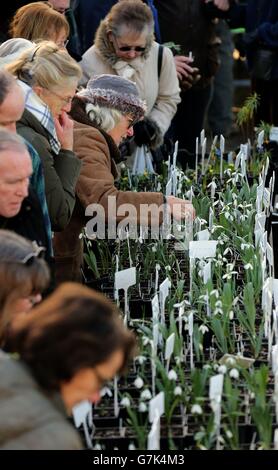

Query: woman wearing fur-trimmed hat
[53,74,194,283]
[79,0,180,153]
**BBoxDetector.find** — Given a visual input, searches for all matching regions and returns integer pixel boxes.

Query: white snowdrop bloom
[165,265,171,271]
[226,430,233,439]
[213,364,219,371]
[134,377,144,389]
[142,336,151,346]
[233,297,239,306]
[244,263,253,270]
[223,248,233,256]
[168,369,178,381]
[120,163,126,170]
[100,386,113,398]
[218,365,227,374]
[203,364,211,370]
[152,245,157,252]
[210,290,219,298]
[93,444,103,450]
[175,356,182,365]
[229,310,234,320]
[191,404,203,415]
[120,397,131,408]
[140,389,152,401]
[135,355,146,364]
[138,236,143,244]
[250,392,255,400]
[138,402,147,413]
[215,300,223,308]
[199,324,209,334]
[229,368,239,379]
[78,233,83,239]
[241,243,251,251]
[174,386,183,396]
[213,307,223,316]
[128,443,137,450]
[226,357,236,366]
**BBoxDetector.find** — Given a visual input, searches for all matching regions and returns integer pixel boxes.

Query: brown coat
[53,118,164,283]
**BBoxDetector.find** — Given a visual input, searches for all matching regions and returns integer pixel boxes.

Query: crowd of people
[0,0,277,449]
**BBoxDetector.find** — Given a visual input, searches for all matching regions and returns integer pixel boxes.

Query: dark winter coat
[17,109,81,232]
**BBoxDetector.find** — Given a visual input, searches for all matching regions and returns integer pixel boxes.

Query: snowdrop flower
[120,397,131,408]
[199,324,209,334]
[142,336,151,346]
[135,355,146,365]
[191,404,203,415]
[128,443,136,450]
[165,265,171,271]
[168,369,178,381]
[100,386,113,398]
[218,365,227,374]
[134,377,144,389]
[215,300,223,308]
[203,364,211,370]
[210,289,219,298]
[175,356,182,365]
[241,243,251,251]
[93,443,103,450]
[140,389,152,401]
[229,368,239,380]
[226,357,236,366]
[244,263,253,270]
[78,233,83,239]
[233,297,239,306]
[226,430,233,439]
[152,245,157,252]
[229,310,234,320]
[138,402,147,413]
[214,307,223,315]
[174,386,183,396]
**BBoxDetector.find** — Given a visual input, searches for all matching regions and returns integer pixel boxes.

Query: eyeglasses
[113,35,146,53]
[57,39,69,48]
[20,243,46,266]
[45,88,75,105]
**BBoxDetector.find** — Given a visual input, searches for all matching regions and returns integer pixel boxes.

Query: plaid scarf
[18,80,61,155]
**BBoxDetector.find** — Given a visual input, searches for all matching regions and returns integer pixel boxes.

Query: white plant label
[165,178,172,197]
[270,126,278,143]
[257,130,264,149]
[209,374,224,402]
[209,207,214,231]
[273,279,278,307]
[147,414,160,450]
[189,240,218,259]
[197,229,210,241]
[165,332,175,361]
[203,260,212,284]
[149,392,165,423]
[114,376,119,417]
[159,278,171,322]
[152,294,160,321]
[72,400,91,428]
[200,129,205,147]
[201,137,207,175]
[115,267,136,292]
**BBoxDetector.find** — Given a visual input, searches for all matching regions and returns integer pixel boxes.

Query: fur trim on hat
[77,75,146,124]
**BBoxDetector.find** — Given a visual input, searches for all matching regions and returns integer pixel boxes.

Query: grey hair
[0,69,16,105]
[85,103,123,132]
[0,127,27,154]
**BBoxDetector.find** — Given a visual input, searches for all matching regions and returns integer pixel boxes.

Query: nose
[127,127,134,137]
[16,180,29,198]
[126,50,137,59]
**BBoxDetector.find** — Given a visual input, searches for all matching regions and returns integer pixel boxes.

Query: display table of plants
[74,130,278,450]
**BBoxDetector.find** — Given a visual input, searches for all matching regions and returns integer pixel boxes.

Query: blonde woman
[6,41,82,231]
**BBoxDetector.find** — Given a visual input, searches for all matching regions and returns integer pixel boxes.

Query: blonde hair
[85,103,123,132]
[6,41,81,90]
[9,2,69,42]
